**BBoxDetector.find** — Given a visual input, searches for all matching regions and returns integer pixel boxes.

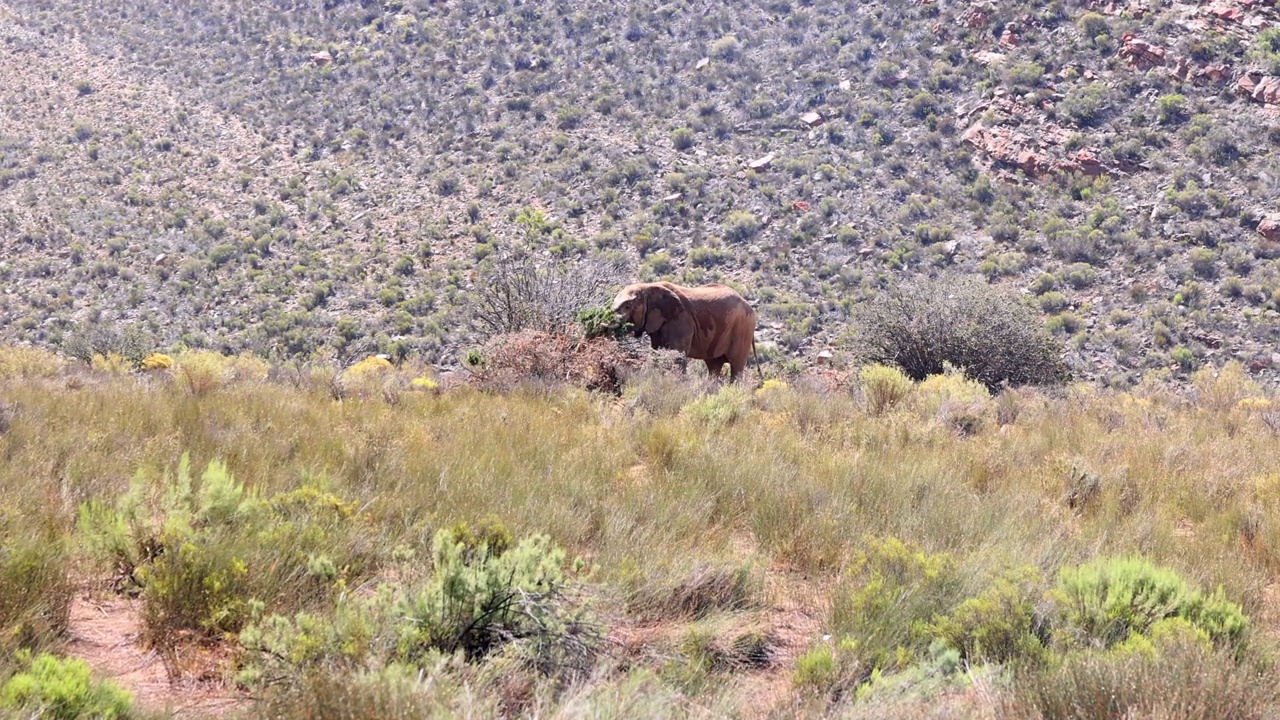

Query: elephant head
[610,283,685,340]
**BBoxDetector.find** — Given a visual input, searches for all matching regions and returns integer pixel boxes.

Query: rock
[974,51,1007,66]
[310,51,333,66]
[1257,215,1280,241]
[1237,71,1280,104]
[748,153,774,171]
[799,111,824,128]
[792,200,811,212]
[1207,4,1242,21]
[1118,34,1166,68]
[960,3,991,28]
[662,192,684,202]
[695,57,709,70]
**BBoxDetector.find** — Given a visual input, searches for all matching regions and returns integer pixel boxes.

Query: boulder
[1118,34,1166,68]
[1238,71,1280,104]
[799,111,824,128]
[1257,215,1280,241]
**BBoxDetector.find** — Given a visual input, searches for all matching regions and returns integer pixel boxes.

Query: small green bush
[680,386,751,427]
[240,525,599,687]
[830,536,962,674]
[671,127,695,151]
[1,651,132,720]
[859,364,913,415]
[926,567,1046,664]
[1053,556,1248,649]
[577,306,628,340]
[78,454,373,645]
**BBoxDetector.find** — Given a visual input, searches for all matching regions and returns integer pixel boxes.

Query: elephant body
[610,281,758,381]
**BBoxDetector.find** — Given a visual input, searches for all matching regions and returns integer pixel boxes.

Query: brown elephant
[610,281,761,382]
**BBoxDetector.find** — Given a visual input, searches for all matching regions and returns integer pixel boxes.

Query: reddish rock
[961,4,991,27]
[1207,4,1243,20]
[1118,34,1166,68]
[1238,71,1280,104]
[792,200,811,212]
[1197,64,1230,84]
[310,51,332,66]
[1258,216,1280,242]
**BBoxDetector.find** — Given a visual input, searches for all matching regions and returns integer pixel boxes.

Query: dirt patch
[65,593,248,717]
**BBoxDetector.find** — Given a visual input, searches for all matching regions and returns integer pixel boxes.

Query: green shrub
[1157,94,1188,125]
[830,536,962,674]
[853,277,1068,390]
[577,306,628,340]
[926,567,1046,664]
[240,525,599,687]
[671,127,695,151]
[1053,556,1248,649]
[794,640,862,696]
[859,364,913,416]
[0,651,132,720]
[78,454,373,646]
[680,386,751,427]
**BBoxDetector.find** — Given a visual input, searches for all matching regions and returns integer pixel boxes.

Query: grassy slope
[0,1,1279,384]
[3,350,1280,715]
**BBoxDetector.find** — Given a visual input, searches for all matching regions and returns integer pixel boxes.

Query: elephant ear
[643,284,684,334]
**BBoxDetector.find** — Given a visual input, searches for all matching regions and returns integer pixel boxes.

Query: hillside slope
[2,0,1280,385]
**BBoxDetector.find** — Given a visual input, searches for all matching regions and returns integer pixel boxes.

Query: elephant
[610,281,761,382]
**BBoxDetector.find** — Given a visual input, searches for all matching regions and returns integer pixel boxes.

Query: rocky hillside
[2,0,1280,385]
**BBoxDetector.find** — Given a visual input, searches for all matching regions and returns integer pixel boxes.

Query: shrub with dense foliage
[853,277,1069,390]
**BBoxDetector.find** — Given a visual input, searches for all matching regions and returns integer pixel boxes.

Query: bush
[173,350,270,396]
[671,127,695,151]
[576,306,628,340]
[0,651,132,720]
[239,524,600,686]
[1053,556,1249,649]
[860,364,913,415]
[680,385,752,427]
[78,455,374,652]
[1013,639,1275,720]
[926,567,1046,664]
[830,536,963,674]
[471,330,640,395]
[471,252,628,340]
[0,346,65,379]
[852,277,1068,390]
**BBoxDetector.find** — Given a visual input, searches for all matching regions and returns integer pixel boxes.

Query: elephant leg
[705,357,726,380]
[728,361,743,383]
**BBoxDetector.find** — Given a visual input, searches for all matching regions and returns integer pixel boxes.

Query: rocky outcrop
[1237,70,1280,104]
[1119,34,1166,68]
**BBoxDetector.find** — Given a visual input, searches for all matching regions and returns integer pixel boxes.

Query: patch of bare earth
[731,573,828,718]
[65,591,248,718]
[608,531,828,718]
